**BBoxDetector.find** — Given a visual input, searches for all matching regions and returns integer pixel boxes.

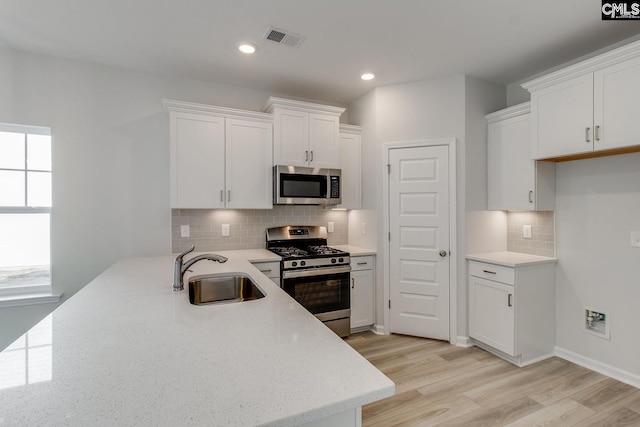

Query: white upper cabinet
[336,125,362,210]
[486,103,555,211]
[169,111,226,209]
[264,97,345,168]
[225,118,273,209]
[523,40,640,161]
[164,99,273,209]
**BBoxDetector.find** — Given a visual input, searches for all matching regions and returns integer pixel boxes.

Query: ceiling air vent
[264,27,305,48]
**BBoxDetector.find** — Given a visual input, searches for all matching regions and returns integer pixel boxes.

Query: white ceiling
[1,0,640,106]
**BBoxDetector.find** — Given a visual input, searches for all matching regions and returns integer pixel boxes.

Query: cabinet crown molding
[522,39,640,92]
[162,99,273,122]
[339,124,363,135]
[485,102,531,124]
[262,96,346,116]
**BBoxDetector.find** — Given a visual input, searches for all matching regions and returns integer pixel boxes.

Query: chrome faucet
[172,245,228,291]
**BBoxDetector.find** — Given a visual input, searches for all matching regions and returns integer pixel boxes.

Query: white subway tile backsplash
[171,206,349,254]
[507,211,555,257]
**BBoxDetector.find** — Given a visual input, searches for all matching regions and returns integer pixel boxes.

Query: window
[0,123,52,298]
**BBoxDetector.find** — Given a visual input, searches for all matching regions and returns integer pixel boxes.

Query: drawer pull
[357,262,368,266]
[259,269,272,273]
[508,293,513,307]
[482,270,497,274]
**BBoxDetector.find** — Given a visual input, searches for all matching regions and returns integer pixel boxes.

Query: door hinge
[387,164,391,174]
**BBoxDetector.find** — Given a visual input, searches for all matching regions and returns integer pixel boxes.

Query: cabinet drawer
[351,256,373,271]
[469,261,515,285]
[252,261,280,278]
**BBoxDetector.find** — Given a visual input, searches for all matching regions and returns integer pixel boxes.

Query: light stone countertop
[332,245,376,256]
[466,251,558,267]
[0,250,394,426]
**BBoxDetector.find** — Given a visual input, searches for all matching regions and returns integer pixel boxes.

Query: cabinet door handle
[259,269,272,273]
[310,150,314,162]
[220,190,224,202]
[508,293,513,307]
[482,269,497,275]
[357,262,368,266]
[351,277,355,289]
[227,190,231,202]
[595,125,600,142]
[529,190,533,203]
[305,150,309,162]
[585,127,591,143]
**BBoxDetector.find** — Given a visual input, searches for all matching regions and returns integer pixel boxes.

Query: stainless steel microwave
[273,165,341,205]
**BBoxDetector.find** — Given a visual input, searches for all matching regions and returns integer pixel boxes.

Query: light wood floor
[345,332,640,426]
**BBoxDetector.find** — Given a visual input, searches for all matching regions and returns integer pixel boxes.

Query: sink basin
[188,273,266,305]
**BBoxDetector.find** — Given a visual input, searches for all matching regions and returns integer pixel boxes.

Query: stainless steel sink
[188,273,265,305]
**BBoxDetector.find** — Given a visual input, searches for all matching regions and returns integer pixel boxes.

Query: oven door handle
[282,265,351,279]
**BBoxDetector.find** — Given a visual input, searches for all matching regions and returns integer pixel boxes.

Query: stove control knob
[292,261,298,267]
[331,258,337,264]
[338,257,344,263]
[301,261,306,266]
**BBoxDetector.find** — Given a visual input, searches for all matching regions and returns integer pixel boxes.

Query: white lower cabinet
[251,261,280,285]
[350,256,374,330]
[468,260,555,366]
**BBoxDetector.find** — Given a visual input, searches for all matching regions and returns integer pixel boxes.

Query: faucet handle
[176,245,195,261]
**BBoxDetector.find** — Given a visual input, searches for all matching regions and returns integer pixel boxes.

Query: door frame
[382,138,457,344]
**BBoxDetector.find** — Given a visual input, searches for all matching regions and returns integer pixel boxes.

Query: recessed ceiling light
[238,43,257,54]
[361,73,375,81]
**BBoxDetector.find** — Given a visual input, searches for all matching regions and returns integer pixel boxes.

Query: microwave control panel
[330,176,340,198]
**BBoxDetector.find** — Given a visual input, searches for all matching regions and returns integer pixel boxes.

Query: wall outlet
[523,224,532,239]
[180,225,190,238]
[221,224,230,237]
[328,221,334,233]
[631,231,640,248]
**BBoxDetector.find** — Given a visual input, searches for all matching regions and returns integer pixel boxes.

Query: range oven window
[280,173,327,199]
[282,271,349,315]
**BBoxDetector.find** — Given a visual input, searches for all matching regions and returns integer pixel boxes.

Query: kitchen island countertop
[0,251,394,426]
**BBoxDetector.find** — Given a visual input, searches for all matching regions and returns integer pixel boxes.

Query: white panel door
[389,145,450,340]
[169,112,225,208]
[225,119,273,209]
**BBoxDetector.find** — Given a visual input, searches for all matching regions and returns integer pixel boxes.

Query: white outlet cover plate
[222,224,230,237]
[180,225,190,238]
[328,222,334,233]
[523,224,532,239]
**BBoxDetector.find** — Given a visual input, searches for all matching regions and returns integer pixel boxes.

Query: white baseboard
[371,324,386,335]
[555,346,640,389]
[455,335,474,347]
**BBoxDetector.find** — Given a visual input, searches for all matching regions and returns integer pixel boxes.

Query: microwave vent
[264,27,305,48]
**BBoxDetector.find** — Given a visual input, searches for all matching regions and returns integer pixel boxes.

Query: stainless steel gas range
[266,225,351,337]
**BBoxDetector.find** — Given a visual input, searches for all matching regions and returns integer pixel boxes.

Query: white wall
[0,47,275,350]
[555,152,640,378]
[346,75,506,340]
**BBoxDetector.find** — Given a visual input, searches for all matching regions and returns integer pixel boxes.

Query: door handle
[351,278,355,289]
[227,190,231,202]
[595,125,600,142]
[529,190,533,203]
[508,294,513,307]
[220,190,223,202]
[439,250,447,257]
[305,151,309,162]
[585,127,591,143]
[310,150,314,162]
